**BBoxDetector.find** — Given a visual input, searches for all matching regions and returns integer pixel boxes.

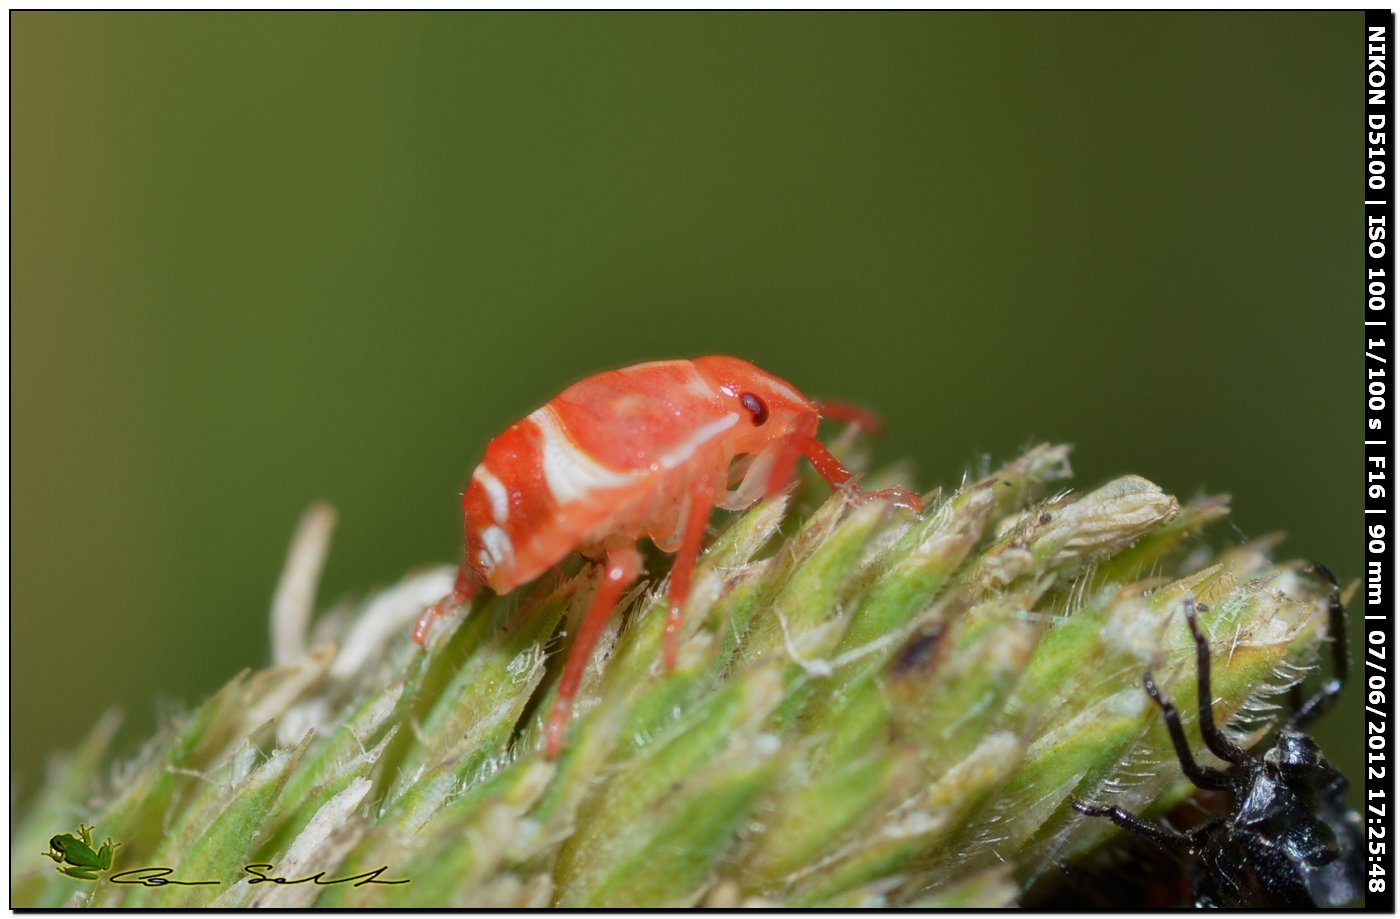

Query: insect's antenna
[815,399,883,435]
[1286,563,1348,732]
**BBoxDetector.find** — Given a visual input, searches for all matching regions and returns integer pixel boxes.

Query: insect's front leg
[798,436,923,513]
[1182,600,1253,768]
[1071,800,1194,852]
[1141,671,1231,790]
[1286,563,1348,731]
[762,433,806,501]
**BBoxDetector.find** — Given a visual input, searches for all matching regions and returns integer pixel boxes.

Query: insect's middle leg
[545,544,643,758]
[664,477,719,669]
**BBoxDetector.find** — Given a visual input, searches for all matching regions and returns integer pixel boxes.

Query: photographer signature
[108,864,409,888]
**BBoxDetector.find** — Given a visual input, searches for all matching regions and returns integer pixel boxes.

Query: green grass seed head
[10,446,1339,907]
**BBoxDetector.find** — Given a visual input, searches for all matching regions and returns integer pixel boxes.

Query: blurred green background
[14,13,1359,798]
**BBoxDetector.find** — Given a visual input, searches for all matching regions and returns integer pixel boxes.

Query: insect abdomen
[463,408,647,591]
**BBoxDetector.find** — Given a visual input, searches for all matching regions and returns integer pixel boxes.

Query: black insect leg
[1287,563,1349,731]
[1071,801,1194,852]
[1142,671,1231,790]
[1288,682,1305,720]
[1182,600,1253,768]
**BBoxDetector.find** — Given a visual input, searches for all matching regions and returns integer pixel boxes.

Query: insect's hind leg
[545,544,643,758]
[413,546,481,644]
[1287,562,1349,731]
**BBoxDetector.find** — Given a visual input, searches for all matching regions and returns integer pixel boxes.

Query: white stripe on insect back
[477,524,515,570]
[762,376,807,406]
[679,361,716,400]
[658,412,739,470]
[472,466,510,522]
[528,406,636,504]
[618,359,714,401]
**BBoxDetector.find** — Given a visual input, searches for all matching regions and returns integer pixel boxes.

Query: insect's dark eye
[740,392,768,426]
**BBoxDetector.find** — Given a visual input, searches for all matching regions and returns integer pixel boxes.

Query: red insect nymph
[414,356,922,756]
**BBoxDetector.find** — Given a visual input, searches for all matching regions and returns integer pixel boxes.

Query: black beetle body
[1073,564,1363,908]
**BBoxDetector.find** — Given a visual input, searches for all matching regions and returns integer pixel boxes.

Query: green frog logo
[42,824,120,881]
